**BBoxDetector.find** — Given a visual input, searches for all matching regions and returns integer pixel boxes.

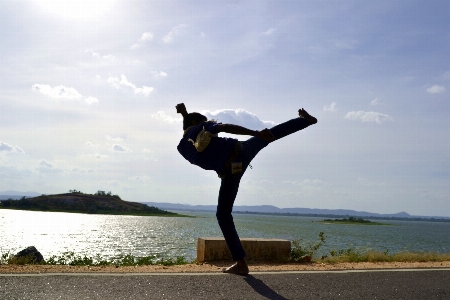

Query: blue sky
[0,0,449,216]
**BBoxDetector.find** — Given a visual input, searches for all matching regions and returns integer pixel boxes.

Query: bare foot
[298,108,317,124]
[222,259,249,276]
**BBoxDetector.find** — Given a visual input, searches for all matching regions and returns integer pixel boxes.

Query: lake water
[1,209,449,261]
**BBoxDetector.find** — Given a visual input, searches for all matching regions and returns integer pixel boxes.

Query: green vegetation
[2,236,450,267]
[322,249,450,264]
[290,232,326,261]
[1,250,190,266]
[0,190,187,217]
[322,216,387,225]
[2,231,449,267]
[290,232,450,263]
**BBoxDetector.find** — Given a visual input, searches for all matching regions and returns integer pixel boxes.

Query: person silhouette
[176,103,317,275]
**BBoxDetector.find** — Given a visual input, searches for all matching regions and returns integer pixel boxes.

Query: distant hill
[0,193,181,216]
[141,202,450,220]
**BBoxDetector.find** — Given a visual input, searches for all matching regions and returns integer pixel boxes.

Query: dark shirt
[177,121,237,173]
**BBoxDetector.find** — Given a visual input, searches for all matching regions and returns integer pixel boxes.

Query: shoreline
[2,261,450,274]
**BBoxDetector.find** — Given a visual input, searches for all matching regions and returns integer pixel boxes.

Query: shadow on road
[244,275,288,300]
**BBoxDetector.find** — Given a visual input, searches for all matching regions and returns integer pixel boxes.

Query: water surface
[1,209,449,260]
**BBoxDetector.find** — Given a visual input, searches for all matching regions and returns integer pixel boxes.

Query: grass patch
[321,249,450,263]
[1,251,191,266]
[290,232,450,264]
[290,232,326,261]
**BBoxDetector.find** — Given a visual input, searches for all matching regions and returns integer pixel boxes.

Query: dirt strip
[2,261,450,274]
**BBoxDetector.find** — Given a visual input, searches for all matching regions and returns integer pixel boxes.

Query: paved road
[1,269,449,299]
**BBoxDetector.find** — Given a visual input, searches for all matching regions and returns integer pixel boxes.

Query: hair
[183,112,207,130]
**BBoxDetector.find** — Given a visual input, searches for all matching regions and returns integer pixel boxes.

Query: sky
[0,0,449,217]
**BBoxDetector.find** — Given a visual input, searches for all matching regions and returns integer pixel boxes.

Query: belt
[218,142,242,178]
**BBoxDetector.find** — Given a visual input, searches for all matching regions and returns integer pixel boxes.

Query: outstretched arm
[216,124,275,142]
[176,103,188,118]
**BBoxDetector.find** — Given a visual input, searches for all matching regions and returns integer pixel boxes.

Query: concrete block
[197,237,291,263]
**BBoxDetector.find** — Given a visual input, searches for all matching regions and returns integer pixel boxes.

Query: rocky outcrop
[13,246,44,263]
[0,192,178,216]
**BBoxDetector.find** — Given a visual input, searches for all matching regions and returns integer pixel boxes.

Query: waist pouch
[218,142,242,178]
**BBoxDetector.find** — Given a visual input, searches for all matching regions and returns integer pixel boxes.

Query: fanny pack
[184,126,218,152]
[218,142,243,178]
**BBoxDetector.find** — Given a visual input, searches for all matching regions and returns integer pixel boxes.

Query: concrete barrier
[197,237,291,263]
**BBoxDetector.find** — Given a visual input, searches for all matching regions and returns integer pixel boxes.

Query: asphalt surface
[1,269,449,299]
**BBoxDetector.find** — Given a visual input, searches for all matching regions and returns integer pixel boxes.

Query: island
[0,190,184,217]
[321,216,388,225]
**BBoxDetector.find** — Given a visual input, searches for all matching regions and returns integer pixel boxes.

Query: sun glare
[33,0,115,20]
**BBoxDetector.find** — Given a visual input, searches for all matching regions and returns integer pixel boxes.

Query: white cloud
[142,148,158,161]
[0,142,24,154]
[85,142,101,148]
[151,109,276,129]
[263,28,276,35]
[203,109,276,129]
[345,111,393,124]
[135,86,154,97]
[72,167,94,174]
[39,160,53,168]
[128,175,152,182]
[119,74,136,89]
[162,24,187,43]
[85,49,100,58]
[323,102,337,112]
[85,96,99,104]
[112,144,131,152]
[106,135,124,142]
[85,49,113,59]
[370,98,379,106]
[301,179,323,185]
[259,180,273,184]
[0,142,13,152]
[150,71,168,78]
[139,32,154,42]
[32,84,100,105]
[426,85,446,94]
[107,74,154,97]
[78,152,108,160]
[131,32,154,49]
[282,181,297,185]
[15,146,24,153]
[37,160,63,174]
[284,179,323,186]
[107,76,120,89]
[32,84,82,99]
[151,111,182,123]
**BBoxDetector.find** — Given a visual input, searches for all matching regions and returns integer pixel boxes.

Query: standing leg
[216,172,249,275]
[216,172,245,260]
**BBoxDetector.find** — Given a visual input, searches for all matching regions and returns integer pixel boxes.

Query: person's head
[183,112,207,130]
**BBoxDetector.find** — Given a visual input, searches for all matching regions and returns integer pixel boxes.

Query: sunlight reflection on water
[1,209,449,260]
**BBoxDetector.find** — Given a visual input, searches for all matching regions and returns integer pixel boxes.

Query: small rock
[13,246,44,263]
[298,255,312,263]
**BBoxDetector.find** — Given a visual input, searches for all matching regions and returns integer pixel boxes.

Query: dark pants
[216,117,312,261]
